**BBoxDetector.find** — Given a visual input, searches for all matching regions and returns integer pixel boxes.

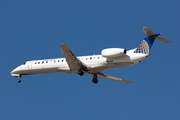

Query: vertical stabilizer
[134,36,156,54]
[134,27,171,54]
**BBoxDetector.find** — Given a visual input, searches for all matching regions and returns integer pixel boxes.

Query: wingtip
[141,26,148,29]
[167,40,172,43]
[122,80,133,83]
[60,43,65,46]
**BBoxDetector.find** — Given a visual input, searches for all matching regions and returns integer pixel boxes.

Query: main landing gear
[17,75,21,83]
[78,70,84,76]
[78,68,98,84]
[92,73,98,84]
[78,66,84,76]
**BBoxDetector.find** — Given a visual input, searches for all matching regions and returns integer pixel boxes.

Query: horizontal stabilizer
[156,36,171,43]
[142,26,171,43]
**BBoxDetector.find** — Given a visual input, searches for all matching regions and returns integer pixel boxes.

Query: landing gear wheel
[78,70,84,76]
[92,78,98,84]
[17,79,21,83]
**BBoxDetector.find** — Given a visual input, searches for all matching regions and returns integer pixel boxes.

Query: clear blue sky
[1,0,180,120]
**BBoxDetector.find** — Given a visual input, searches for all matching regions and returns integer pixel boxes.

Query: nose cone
[10,66,22,75]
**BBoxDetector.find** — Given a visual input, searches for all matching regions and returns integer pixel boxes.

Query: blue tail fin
[134,35,156,54]
[134,27,171,54]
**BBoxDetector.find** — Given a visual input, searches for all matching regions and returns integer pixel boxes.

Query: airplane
[10,27,171,84]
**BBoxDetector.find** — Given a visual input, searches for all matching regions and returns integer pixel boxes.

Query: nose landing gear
[17,75,22,83]
[17,79,21,83]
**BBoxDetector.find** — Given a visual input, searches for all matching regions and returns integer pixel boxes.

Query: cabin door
[28,62,33,70]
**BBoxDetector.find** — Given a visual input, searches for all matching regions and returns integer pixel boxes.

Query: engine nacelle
[101,48,126,58]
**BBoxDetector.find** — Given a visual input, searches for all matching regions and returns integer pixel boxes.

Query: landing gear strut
[78,66,84,76]
[17,75,21,83]
[92,73,98,84]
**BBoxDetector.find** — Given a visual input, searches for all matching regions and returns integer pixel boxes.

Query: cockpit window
[22,62,26,65]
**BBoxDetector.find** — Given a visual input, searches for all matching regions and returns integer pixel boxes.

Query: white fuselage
[10,52,149,77]
[10,27,171,84]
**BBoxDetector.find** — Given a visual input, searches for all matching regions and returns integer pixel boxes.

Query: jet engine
[101,48,126,58]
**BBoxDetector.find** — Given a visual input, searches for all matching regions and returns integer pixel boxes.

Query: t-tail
[134,27,171,54]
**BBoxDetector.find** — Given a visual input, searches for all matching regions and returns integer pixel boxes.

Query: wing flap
[97,72,133,83]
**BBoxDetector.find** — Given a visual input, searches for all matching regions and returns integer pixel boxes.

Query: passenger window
[90,57,92,60]
[62,60,64,62]
[38,62,40,64]
[46,61,48,63]
[86,58,88,60]
[42,61,44,64]
[35,62,37,64]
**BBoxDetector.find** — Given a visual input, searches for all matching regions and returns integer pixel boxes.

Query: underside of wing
[97,72,133,83]
[60,44,133,84]
[60,43,89,71]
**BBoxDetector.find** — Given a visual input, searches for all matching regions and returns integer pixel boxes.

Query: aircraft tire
[92,79,98,84]
[17,79,21,83]
[78,70,84,76]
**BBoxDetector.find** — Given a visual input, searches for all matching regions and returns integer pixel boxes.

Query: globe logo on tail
[134,40,149,54]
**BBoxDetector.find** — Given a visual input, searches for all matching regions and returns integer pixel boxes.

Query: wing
[97,72,133,83]
[60,43,132,83]
[60,43,89,71]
